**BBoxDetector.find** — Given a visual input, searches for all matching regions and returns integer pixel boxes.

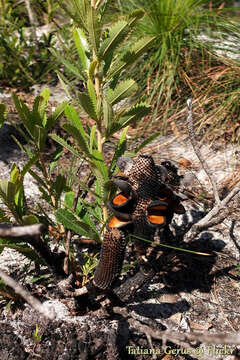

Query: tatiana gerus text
[126,345,235,356]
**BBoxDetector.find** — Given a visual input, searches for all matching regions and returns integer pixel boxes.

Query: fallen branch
[0,269,56,320]
[185,185,240,242]
[0,223,65,275]
[0,223,46,237]
[114,307,240,345]
[186,98,220,204]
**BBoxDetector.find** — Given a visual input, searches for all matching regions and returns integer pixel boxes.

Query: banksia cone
[93,155,186,290]
[93,228,126,290]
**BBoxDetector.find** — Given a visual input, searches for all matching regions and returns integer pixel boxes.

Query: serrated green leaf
[73,28,90,72]
[64,191,83,215]
[135,132,161,153]
[87,78,97,112]
[49,145,63,175]
[62,123,90,157]
[12,93,34,138]
[55,208,100,242]
[32,96,44,126]
[90,124,97,152]
[71,175,100,199]
[87,6,100,54]
[46,101,68,131]
[99,20,129,60]
[10,163,20,184]
[52,174,67,202]
[28,170,48,189]
[107,36,156,80]
[110,126,129,173]
[49,133,82,159]
[119,103,152,128]
[0,180,16,204]
[107,79,137,105]
[57,72,75,101]
[21,154,39,177]
[78,92,98,121]
[64,104,89,145]
[34,125,47,152]
[91,149,109,181]
[88,60,98,80]
[128,36,156,61]
[103,97,114,135]
[128,9,145,27]
[0,103,7,128]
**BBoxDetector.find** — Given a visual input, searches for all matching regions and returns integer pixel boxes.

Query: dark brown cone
[93,228,126,290]
[128,155,163,197]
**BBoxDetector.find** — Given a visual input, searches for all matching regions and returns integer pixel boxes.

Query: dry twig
[186,98,220,204]
[0,224,46,237]
[185,185,240,242]
[114,307,240,345]
[0,269,56,320]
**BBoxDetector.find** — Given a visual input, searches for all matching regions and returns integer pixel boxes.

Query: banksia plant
[50,1,158,260]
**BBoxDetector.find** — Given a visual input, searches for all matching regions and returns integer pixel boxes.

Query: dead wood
[0,269,56,320]
[114,306,240,346]
[185,185,240,242]
[0,223,46,237]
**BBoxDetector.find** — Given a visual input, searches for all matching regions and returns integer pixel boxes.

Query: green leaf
[0,103,7,128]
[135,132,161,153]
[123,35,156,66]
[64,104,89,145]
[118,103,152,128]
[0,180,16,205]
[87,6,100,55]
[49,133,83,159]
[46,101,68,131]
[99,20,129,60]
[110,126,129,173]
[34,125,47,152]
[52,174,67,202]
[49,145,64,175]
[103,97,114,136]
[88,60,98,80]
[87,78,97,112]
[64,191,83,215]
[71,175,101,199]
[89,124,97,152]
[28,170,48,189]
[91,149,109,181]
[55,208,100,242]
[107,79,137,105]
[10,163,21,184]
[62,123,90,157]
[128,9,145,27]
[12,93,34,138]
[21,154,39,177]
[107,36,156,79]
[78,92,98,121]
[73,28,90,72]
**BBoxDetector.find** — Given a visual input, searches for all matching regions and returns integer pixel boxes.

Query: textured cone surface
[128,155,162,197]
[93,228,126,290]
